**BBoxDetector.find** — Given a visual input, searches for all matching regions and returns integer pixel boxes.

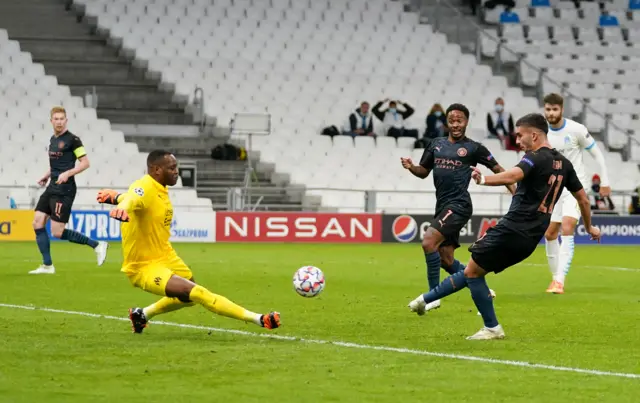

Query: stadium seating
[0,28,212,212]
[481,0,640,158]
[35,0,640,213]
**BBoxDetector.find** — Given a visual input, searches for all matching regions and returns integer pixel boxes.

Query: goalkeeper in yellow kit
[97,150,280,333]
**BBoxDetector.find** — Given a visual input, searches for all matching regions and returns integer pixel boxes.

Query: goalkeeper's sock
[467,276,499,328]
[425,251,441,290]
[188,285,261,325]
[143,297,195,320]
[555,235,575,285]
[61,229,99,248]
[422,270,468,304]
[545,238,559,278]
[35,228,53,266]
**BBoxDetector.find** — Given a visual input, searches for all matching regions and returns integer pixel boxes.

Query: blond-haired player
[31,106,108,274]
[543,94,611,294]
[96,150,280,333]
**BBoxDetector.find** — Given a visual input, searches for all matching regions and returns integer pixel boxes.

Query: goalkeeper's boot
[129,307,148,334]
[94,241,109,266]
[260,312,281,329]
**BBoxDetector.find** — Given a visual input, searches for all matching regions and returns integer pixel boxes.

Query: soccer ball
[293,266,325,298]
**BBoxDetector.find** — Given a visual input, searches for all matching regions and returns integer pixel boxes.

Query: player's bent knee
[422,232,440,252]
[165,275,195,303]
[440,254,454,270]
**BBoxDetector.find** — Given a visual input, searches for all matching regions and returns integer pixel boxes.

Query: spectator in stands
[486,97,515,148]
[590,174,615,211]
[372,99,419,139]
[499,7,520,24]
[629,185,640,214]
[344,102,374,137]
[424,103,447,139]
[599,10,620,27]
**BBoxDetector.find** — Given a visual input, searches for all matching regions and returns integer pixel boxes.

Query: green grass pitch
[1,242,640,402]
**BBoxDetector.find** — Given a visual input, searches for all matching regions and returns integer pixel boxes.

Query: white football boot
[408,297,441,316]
[94,241,108,266]
[466,324,505,340]
[29,265,55,274]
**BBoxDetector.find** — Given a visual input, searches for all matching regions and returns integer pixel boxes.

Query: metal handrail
[429,0,640,160]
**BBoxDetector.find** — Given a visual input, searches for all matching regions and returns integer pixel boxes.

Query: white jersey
[547,118,595,188]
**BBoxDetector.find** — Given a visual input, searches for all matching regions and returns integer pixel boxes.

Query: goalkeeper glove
[97,189,121,205]
[109,208,130,222]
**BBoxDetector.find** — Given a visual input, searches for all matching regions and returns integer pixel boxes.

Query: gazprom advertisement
[47,211,216,243]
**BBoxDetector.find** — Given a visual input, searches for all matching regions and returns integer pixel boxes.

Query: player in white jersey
[542,93,611,294]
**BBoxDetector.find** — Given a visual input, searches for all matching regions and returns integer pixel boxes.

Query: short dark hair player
[30,107,108,274]
[408,113,601,340]
[401,103,516,313]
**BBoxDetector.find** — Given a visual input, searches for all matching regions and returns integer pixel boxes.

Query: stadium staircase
[0,0,305,211]
[0,0,194,126]
[133,134,309,211]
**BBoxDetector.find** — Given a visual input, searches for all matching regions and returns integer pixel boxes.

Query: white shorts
[550,191,581,223]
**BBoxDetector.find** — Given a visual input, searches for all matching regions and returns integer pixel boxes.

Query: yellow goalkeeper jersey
[118,174,175,271]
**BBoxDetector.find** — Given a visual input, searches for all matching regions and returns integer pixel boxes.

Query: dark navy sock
[467,276,499,328]
[425,251,442,290]
[422,270,468,304]
[61,229,99,248]
[443,259,466,275]
[35,228,52,266]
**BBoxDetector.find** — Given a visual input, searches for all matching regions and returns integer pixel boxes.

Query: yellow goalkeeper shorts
[124,255,193,297]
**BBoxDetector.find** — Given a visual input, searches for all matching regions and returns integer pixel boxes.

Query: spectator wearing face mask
[372,98,419,139]
[424,103,448,140]
[487,97,515,149]
[344,102,374,137]
[591,174,615,211]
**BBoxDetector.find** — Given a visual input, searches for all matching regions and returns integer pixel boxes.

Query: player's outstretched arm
[489,164,517,195]
[472,166,523,186]
[401,157,430,179]
[572,188,600,242]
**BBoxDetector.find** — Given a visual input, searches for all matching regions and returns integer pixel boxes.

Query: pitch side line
[1,303,638,380]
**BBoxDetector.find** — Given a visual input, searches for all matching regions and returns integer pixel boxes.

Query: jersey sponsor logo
[457,148,468,157]
[134,187,144,196]
[391,215,418,242]
[434,158,463,169]
[217,212,381,243]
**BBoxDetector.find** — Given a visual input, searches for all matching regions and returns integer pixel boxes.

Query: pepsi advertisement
[382,214,640,245]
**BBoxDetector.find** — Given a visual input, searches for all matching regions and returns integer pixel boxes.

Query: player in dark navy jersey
[408,113,600,340]
[30,106,108,275]
[401,103,516,312]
